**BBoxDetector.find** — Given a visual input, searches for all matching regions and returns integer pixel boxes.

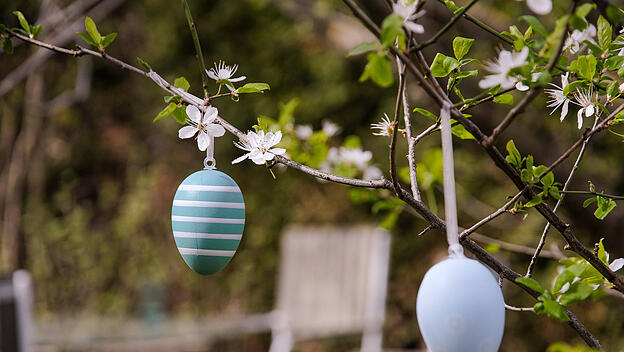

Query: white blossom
[320,146,381,180]
[545,73,571,122]
[610,258,624,272]
[572,88,595,129]
[564,24,597,54]
[392,0,425,34]
[515,0,551,15]
[178,105,225,151]
[295,125,314,140]
[370,114,394,136]
[232,130,286,165]
[322,120,341,137]
[515,72,541,91]
[206,61,246,84]
[478,47,529,89]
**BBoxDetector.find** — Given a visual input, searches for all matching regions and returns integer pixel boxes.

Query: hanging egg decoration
[416,256,505,352]
[171,169,245,275]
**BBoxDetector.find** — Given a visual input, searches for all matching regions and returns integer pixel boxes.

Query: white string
[440,101,464,257]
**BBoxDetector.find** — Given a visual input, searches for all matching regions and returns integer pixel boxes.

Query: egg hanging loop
[204,135,217,170]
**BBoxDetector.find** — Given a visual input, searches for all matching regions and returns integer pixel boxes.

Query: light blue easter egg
[416,257,505,352]
[171,169,245,275]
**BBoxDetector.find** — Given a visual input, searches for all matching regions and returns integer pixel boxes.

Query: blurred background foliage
[0,0,623,350]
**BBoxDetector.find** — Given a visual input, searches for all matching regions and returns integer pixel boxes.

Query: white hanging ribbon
[440,101,464,258]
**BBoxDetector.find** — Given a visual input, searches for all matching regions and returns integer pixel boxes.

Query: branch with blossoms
[4,0,624,349]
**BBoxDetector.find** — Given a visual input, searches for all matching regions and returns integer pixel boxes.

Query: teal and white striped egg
[171,169,245,275]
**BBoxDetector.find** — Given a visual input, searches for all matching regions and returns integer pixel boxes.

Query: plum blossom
[515,0,551,15]
[206,61,246,84]
[545,73,571,122]
[295,125,314,140]
[370,114,394,136]
[178,105,225,151]
[320,146,382,180]
[322,120,341,137]
[573,88,596,129]
[478,47,529,89]
[392,0,425,34]
[564,25,597,54]
[232,130,286,165]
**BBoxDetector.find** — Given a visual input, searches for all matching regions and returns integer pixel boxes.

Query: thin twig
[459,190,523,240]
[526,116,599,277]
[470,232,562,259]
[413,0,480,52]
[389,63,407,196]
[398,59,421,201]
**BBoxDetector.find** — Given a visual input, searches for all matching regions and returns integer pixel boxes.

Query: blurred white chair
[269,225,391,352]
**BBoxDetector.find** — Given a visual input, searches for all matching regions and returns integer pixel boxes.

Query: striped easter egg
[171,169,245,275]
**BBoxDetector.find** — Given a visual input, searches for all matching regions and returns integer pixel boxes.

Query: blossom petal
[270,148,287,155]
[178,126,197,139]
[585,104,595,117]
[186,105,202,123]
[229,76,246,82]
[610,258,624,272]
[577,109,584,129]
[404,22,425,34]
[232,153,249,164]
[203,106,219,123]
[206,70,218,81]
[206,124,226,137]
[515,81,529,91]
[197,132,210,151]
[263,152,275,161]
[527,0,552,15]
[561,100,569,122]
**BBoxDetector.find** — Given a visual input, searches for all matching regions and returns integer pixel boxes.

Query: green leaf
[442,0,460,13]
[413,107,438,121]
[77,32,98,47]
[493,93,514,105]
[575,3,596,19]
[583,197,597,208]
[515,277,544,294]
[597,238,608,264]
[505,140,522,168]
[451,124,475,140]
[594,196,616,220]
[524,194,543,208]
[30,24,42,38]
[381,14,406,51]
[553,270,575,292]
[237,82,271,93]
[100,32,117,48]
[348,42,378,57]
[359,52,394,88]
[452,37,474,60]
[430,53,459,78]
[559,281,594,305]
[154,103,177,122]
[2,37,13,54]
[541,171,554,189]
[607,81,619,97]
[542,299,570,322]
[12,11,30,34]
[171,106,188,124]
[563,80,583,96]
[84,16,101,44]
[533,165,547,178]
[597,16,612,51]
[569,55,597,81]
[137,57,152,71]
[174,77,190,92]
[603,55,624,71]
[519,15,547,37]
[549,186,562,200]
